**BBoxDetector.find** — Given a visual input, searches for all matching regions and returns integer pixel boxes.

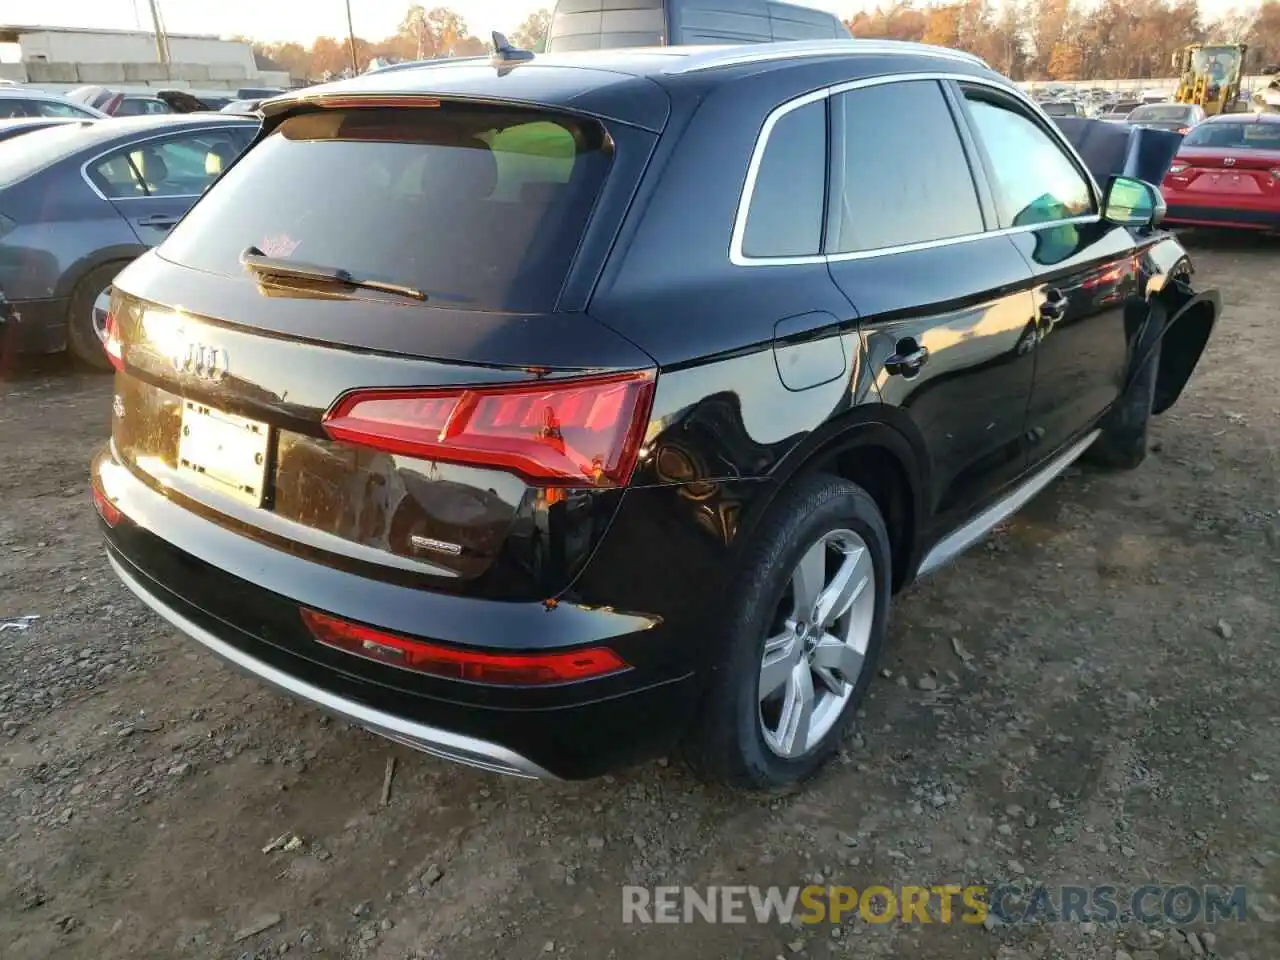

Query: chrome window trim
[730,72,1104,268]
[670,40,988,75]
[78,122,256,203]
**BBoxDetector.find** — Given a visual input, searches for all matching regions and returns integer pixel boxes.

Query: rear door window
[740,98,827,258]
[33,99,96,119]
[0,98,36,118]
[88,128,250,199]
[158,105,613,312]
[826,80,985,255]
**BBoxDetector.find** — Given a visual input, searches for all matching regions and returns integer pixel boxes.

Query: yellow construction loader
[1172,43,1248,115]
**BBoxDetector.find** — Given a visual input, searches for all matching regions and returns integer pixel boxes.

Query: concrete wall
[16,30,255,73]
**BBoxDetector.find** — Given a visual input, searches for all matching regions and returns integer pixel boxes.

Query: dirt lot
[1,236,1278,960]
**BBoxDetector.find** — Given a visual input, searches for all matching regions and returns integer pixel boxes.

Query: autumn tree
[512,9,553,53]
[921,4,962,47]
[1047,41,1083,78]
[399,5,469,59]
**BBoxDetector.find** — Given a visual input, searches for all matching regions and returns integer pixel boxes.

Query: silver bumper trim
[107,553,557,780]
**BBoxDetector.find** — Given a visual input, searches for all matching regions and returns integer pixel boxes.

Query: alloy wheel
[91,286,113,343]
[758,528,875,759]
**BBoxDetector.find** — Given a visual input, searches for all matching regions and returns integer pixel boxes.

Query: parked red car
[1162,112,1280,230]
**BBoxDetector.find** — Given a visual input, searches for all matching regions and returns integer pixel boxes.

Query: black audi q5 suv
[94,39,1218,788]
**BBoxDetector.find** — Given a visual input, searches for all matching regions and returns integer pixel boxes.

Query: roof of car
[0,86,79,99]
[265,40,998,133]
[0,116,88,128]
[52,112,254,142]
[1201,111,1280,124]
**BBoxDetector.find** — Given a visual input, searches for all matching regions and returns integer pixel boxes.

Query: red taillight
[91,482,121,527]
[1176,126,1190,135]
[322,371,656,487]
[300,608,628,684]
[102,311,123,371]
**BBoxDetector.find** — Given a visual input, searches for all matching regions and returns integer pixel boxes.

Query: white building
[4,24,255,71]
[0,24,292,90]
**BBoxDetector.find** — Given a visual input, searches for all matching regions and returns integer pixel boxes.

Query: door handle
[137,215,178,230]
[884,338,930,379]
[1039,288,1068,326]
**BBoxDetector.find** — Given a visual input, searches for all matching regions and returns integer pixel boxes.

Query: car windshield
[1041,103,1077,116]
[0,123,94,187]
[159,104,612,312]
[1129,105,1192,122]
[1182,121,1280,149]
[1192,47,1241,79]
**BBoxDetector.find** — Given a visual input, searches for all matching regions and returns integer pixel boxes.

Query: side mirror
[1103,176,1165,228]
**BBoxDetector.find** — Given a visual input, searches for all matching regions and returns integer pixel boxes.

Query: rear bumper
[109,553,556,778]
[94,446,699,780]
[1163,201,1280,230]
[5,297,69,354]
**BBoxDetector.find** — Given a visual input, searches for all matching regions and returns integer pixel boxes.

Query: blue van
[546,0,851,51]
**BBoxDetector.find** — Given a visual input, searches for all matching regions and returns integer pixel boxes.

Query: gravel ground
[1,235,1277,960]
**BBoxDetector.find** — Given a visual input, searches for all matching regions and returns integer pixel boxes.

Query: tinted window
[741,99,826,258]
[159,105,611,312]
[827,80,983,255]
[1129,105,1193,123]
[32,99,95,119]
[88,128,250,199]
[1183,121,1280,148]
[1041,102,1078,116]
[965,95,1094,227]
[115,98,172,117]
[0,98,36,118]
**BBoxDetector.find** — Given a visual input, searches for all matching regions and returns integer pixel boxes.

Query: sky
[6,0,859,44]
[4,0,1243,45]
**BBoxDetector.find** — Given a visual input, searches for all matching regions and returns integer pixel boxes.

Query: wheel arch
[1152,287,1219,415]
[1138,238,1220,416]
[54,246,145,303]
[740,408,931,593]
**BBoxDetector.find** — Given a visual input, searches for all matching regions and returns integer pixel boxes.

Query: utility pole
[345,0,359,74]
[146,0,169,65]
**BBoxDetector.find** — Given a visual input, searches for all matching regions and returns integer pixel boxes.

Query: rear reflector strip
[321,370,655,487]
[103,311,124,372]
[91,482,122,527]
[301,608,629,685]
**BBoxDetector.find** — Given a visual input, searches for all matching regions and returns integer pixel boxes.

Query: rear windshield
[1041,103,1077,116]
[158,104,612,312]
[1183,121,1280,149]
[1128,105,1191,122]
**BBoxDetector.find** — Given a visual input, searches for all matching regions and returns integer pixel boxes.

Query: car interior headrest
[205,142,237,176]
[422,143,498,202]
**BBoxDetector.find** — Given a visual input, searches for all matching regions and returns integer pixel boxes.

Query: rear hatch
[1166,146,1280,199]
[108,98,658,601]
[1167,119,1280,199]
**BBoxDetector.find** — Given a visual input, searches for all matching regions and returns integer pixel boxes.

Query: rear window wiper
[240,247,428,301]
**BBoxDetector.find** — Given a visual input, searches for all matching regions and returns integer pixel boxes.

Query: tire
[1085,305,1165,470]
[66,262,127,371]
[682,472,892,790]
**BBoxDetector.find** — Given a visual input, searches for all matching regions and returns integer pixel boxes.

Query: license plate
[177,401,270,506]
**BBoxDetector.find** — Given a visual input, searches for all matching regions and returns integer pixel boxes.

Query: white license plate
[177,401,270,507]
